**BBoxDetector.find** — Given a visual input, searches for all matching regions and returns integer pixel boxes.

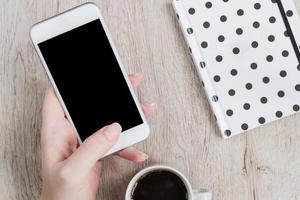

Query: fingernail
[143,153,149,160]
[134,73,143,78]
[149,103,156,107]
[138,151,149,160]
[146,102,156,109]
[103,123,122,142]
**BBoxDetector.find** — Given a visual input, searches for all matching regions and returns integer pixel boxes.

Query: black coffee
[131,170,188,200]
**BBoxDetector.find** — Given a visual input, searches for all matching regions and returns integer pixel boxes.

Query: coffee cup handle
[193,189,212,200]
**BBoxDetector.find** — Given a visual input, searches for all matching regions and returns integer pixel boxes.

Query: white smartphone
[30,3,149,156]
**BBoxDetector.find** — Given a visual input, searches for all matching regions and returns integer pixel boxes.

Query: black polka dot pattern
[187,28,193,34]
[220,15,227,22]
[243,103,250,110]
[262,77,270,84]
[251,41,258,48]
[226,109,233,116]
[254,3,261,10]
[203,21,210,28]
[253,21,260,28]
[276,111,283,118]
[201,41,208,48]
[277,90,285,97]
[268,35,275,42]
[188,8,195,15]
[218,35,225,42]
[284,30,289,37]
[236,28,243,35]
[258,117,266,124]
[212,95,219,102]
[241,123,248,130]
[251,63,258,70]
[233,47,240,54]
[180,1,300,137]
[216,55,223,62]
[260,97,268,104]
[214,75,221,82]
[266,55,273,62]
[206,2,212,9]
[280,70,287,77]
[231,69,238,76]
[269,16,276,23]
[286,10,293,17]
[228,89,235,96]
[282,50,289,57]
[224,130,231,136]
[245,83,253,90]
[200,62,206,68]
[293,105,300,112]
[237,9,244,16]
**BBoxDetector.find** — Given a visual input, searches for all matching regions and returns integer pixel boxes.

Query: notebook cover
[173,0,300,138]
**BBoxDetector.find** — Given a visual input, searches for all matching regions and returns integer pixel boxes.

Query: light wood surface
[1,0,300,199]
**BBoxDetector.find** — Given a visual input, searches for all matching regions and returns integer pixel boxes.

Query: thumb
[64,123,121,176]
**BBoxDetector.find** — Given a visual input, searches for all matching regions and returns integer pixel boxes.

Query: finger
[90,161,102,194]
[41,87,70,169]
[41,87,66,148]
[64,123,121,176]
[117,147,148,163]
[142,103,156,116]
[129,73,143,89]
[42,87,65,123]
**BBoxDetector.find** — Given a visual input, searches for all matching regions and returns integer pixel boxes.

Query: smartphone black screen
[38,19,143,141]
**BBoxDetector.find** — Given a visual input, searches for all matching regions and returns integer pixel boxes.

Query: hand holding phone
[32,3,154,200]
[40,74,153,200]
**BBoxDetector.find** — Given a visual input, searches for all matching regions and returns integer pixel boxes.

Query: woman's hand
[40,73,154,200]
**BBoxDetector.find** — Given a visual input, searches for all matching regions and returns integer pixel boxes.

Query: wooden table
[1,0,300,199]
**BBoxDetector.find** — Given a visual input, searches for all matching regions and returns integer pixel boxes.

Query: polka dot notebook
[172,0,300,138]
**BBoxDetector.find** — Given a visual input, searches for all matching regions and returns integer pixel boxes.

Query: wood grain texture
[1,0,300,199]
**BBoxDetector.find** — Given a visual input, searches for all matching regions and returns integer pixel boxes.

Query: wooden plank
[1,0,300,199]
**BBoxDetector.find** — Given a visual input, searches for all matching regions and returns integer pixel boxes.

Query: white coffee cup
[125,165,212,200]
